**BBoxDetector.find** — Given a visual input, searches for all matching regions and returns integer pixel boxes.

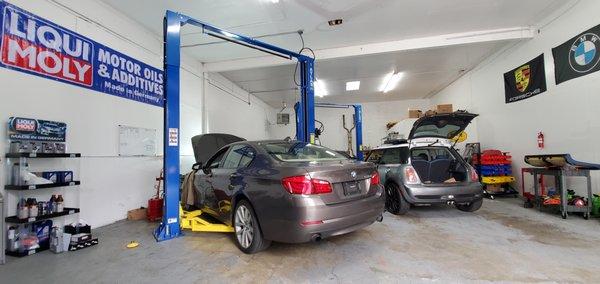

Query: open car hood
[408,111,478,140]
[191,133,245,165]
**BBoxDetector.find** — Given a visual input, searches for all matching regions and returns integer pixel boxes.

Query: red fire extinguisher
[537,131,544,149]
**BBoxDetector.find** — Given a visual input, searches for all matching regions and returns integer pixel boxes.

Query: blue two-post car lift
[294,102,364,161]
[155,11,317,241]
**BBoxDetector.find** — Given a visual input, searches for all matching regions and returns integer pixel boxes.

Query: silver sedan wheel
[235,205,254,249]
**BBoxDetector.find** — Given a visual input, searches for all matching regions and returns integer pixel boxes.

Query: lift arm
[156,11,316,241]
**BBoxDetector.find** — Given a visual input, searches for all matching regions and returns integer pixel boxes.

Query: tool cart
[521,154,598,219]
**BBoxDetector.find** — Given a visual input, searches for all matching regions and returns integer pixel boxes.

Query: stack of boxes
[408,104,453,118]
[63,223,98,251]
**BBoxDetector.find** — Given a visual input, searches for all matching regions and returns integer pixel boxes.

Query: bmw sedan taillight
[403,166,421,184]
[282,175,332,195]
[370,171,380,186]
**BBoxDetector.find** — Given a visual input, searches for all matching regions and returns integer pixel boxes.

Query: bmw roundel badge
[569,33,600,73]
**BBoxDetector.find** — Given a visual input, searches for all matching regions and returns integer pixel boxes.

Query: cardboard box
[436,104,453,114]
[408,109,422,118]
[424,110,437,116]
[127,208,147,221]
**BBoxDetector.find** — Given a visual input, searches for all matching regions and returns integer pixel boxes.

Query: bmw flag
[552,24,600,84]
[503,54,547,103]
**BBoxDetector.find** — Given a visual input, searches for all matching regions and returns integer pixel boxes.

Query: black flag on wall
[552,24,600,84]
[503,54,547,103]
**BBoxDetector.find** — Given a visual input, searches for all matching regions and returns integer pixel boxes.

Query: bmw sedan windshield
[261,142,348,162]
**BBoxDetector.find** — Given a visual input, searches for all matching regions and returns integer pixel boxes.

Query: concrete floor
[2,198,600,283]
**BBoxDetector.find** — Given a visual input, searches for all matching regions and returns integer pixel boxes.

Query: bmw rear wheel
[385,183,410,215]
[233,200,271,254]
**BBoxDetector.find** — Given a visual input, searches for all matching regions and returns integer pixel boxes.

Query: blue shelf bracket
[156,10,316,241]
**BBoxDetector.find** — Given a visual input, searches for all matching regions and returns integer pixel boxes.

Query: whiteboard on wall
[118,125,157,156]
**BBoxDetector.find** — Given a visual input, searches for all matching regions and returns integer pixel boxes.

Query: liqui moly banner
[0,2,164,107]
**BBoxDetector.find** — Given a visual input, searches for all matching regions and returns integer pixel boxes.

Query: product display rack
[5,245,48,257]
[5,153,81,158]
[5,181,80,191]
[5,207,80,224]
[3,152,82,259]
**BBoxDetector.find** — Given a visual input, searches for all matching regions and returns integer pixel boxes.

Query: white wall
[268,99,432,151]
[181,72,277,169]
[1,0,203,228]
[203,73,274,142]
[431,0,600,194]
[0,0,315,228]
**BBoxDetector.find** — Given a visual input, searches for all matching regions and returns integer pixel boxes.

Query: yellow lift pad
[482,176,515,185]
[179,205,234,233]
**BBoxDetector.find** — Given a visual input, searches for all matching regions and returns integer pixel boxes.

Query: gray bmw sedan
[193,137,385,254]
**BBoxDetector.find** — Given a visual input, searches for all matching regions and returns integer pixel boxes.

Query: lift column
[156,10,317,242]
[298,59,316,143]
[353,105,364,160]
[154,11,183,241]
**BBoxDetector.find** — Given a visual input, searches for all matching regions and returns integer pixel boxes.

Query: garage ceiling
[221,41,506,106]
[102,0,567,63]
[101,0,570,106]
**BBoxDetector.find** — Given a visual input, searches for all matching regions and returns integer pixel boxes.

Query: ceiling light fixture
[315,79,327,97]
[270,0,280,3]
[346,81,360,91]
[379,71,404,93]
[328,19,343,26]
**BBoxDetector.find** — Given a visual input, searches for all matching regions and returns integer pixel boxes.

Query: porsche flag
[552,24,600,84]
[503,54,547,103]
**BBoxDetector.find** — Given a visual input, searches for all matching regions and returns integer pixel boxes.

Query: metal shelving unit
[3,153,81,259]
[5,181,80,191]
[5,153,81,158]
[5,207,80,224]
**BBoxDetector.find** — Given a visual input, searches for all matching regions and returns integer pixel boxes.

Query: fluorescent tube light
[379,71,404,93]
[315,79,327,97]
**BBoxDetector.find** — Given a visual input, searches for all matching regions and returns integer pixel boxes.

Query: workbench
[522,167,593,219]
